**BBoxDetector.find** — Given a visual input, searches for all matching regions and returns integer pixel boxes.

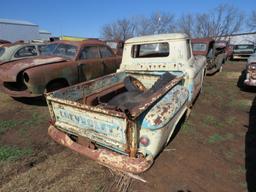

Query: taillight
[140,136,150,147]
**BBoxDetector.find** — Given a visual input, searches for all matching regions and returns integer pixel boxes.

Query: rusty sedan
[0,40,121,98]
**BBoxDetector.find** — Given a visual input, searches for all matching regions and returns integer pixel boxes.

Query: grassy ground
[0,61,255,192]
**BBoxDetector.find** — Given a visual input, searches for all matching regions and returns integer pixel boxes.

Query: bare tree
[135,12,176,35]
[248,10,256,31]
[101,18,135,41]
[147,12,176,34]
[133,16,151,36]
[194,4,244,39]
[101,4,244,41]
[177,14,194,37]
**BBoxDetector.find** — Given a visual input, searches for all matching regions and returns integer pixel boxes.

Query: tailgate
[48,100,128,153]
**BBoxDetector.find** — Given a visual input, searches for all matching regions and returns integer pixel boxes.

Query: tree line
[101,4,256,41]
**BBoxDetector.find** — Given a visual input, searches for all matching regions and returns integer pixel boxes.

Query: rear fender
[140,85,189,130]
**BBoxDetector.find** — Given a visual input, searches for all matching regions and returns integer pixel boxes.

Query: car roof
[191,38,214,44]
[52,39,106,47]
[2,42,45,48]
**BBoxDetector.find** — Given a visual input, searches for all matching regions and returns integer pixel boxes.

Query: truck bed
[46,71,185,154]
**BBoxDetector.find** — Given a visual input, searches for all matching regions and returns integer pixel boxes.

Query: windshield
[234,44,254,50]
[0,47,5,57]
[51,44,77,59]
[192,43,207,51]
[39,43,77,59]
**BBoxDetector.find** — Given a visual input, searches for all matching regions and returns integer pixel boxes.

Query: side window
[14,46,37,58]
[80,46,100,60]
[186,40,191,59]
[99,46,113,58]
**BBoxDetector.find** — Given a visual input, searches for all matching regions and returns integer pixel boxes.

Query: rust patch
[48,125,153,174]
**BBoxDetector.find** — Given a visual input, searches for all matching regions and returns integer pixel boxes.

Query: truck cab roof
[125,33,189,44]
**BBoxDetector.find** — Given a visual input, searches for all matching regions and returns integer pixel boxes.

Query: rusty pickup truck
[46,33,206,173]
[0,40,121,97]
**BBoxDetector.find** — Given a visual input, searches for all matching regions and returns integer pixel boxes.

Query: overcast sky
[1,0,255,37]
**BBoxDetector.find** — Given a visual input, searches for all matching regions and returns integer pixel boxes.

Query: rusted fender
[48,125,153,174]
[0,56,67,81]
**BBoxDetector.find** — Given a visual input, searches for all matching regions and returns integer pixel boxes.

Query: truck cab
[121,33,206,104]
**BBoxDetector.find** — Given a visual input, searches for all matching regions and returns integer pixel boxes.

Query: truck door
[99,46,119,74]
[78,46,104,82]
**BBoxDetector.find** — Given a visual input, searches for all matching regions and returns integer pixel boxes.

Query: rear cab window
[131,42,169,58]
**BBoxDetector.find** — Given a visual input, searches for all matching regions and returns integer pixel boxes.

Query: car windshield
[38,44,58,55]
[0,47,5,58]
[40,43,77,59]
[234,45,254,50]
[192,43,207,51]
[51,43,78,59]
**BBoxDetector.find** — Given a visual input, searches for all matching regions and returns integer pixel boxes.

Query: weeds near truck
[103,169,133,192]
[227,99,251,111]
[224,150,234,160]
[203,115,224,128]
[208,132,235,144]
[0,120,17,135]
[208,133,225,144]
[181,123,195,134]
[225,116,236,125]
[0,113,45,136]
[0,146,33,161]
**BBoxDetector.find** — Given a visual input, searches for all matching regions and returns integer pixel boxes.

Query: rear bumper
[48,125,153,174]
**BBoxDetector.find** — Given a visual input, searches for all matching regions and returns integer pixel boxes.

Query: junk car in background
[232,44,255,60]
[215,40,233,61]
[0,40,121,98]
[104,40,124,56]
[0,42,48,64]
[46,33,207,173]
[192,38,226,75]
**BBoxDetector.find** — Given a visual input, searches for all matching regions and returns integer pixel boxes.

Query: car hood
[0,55,68,82]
